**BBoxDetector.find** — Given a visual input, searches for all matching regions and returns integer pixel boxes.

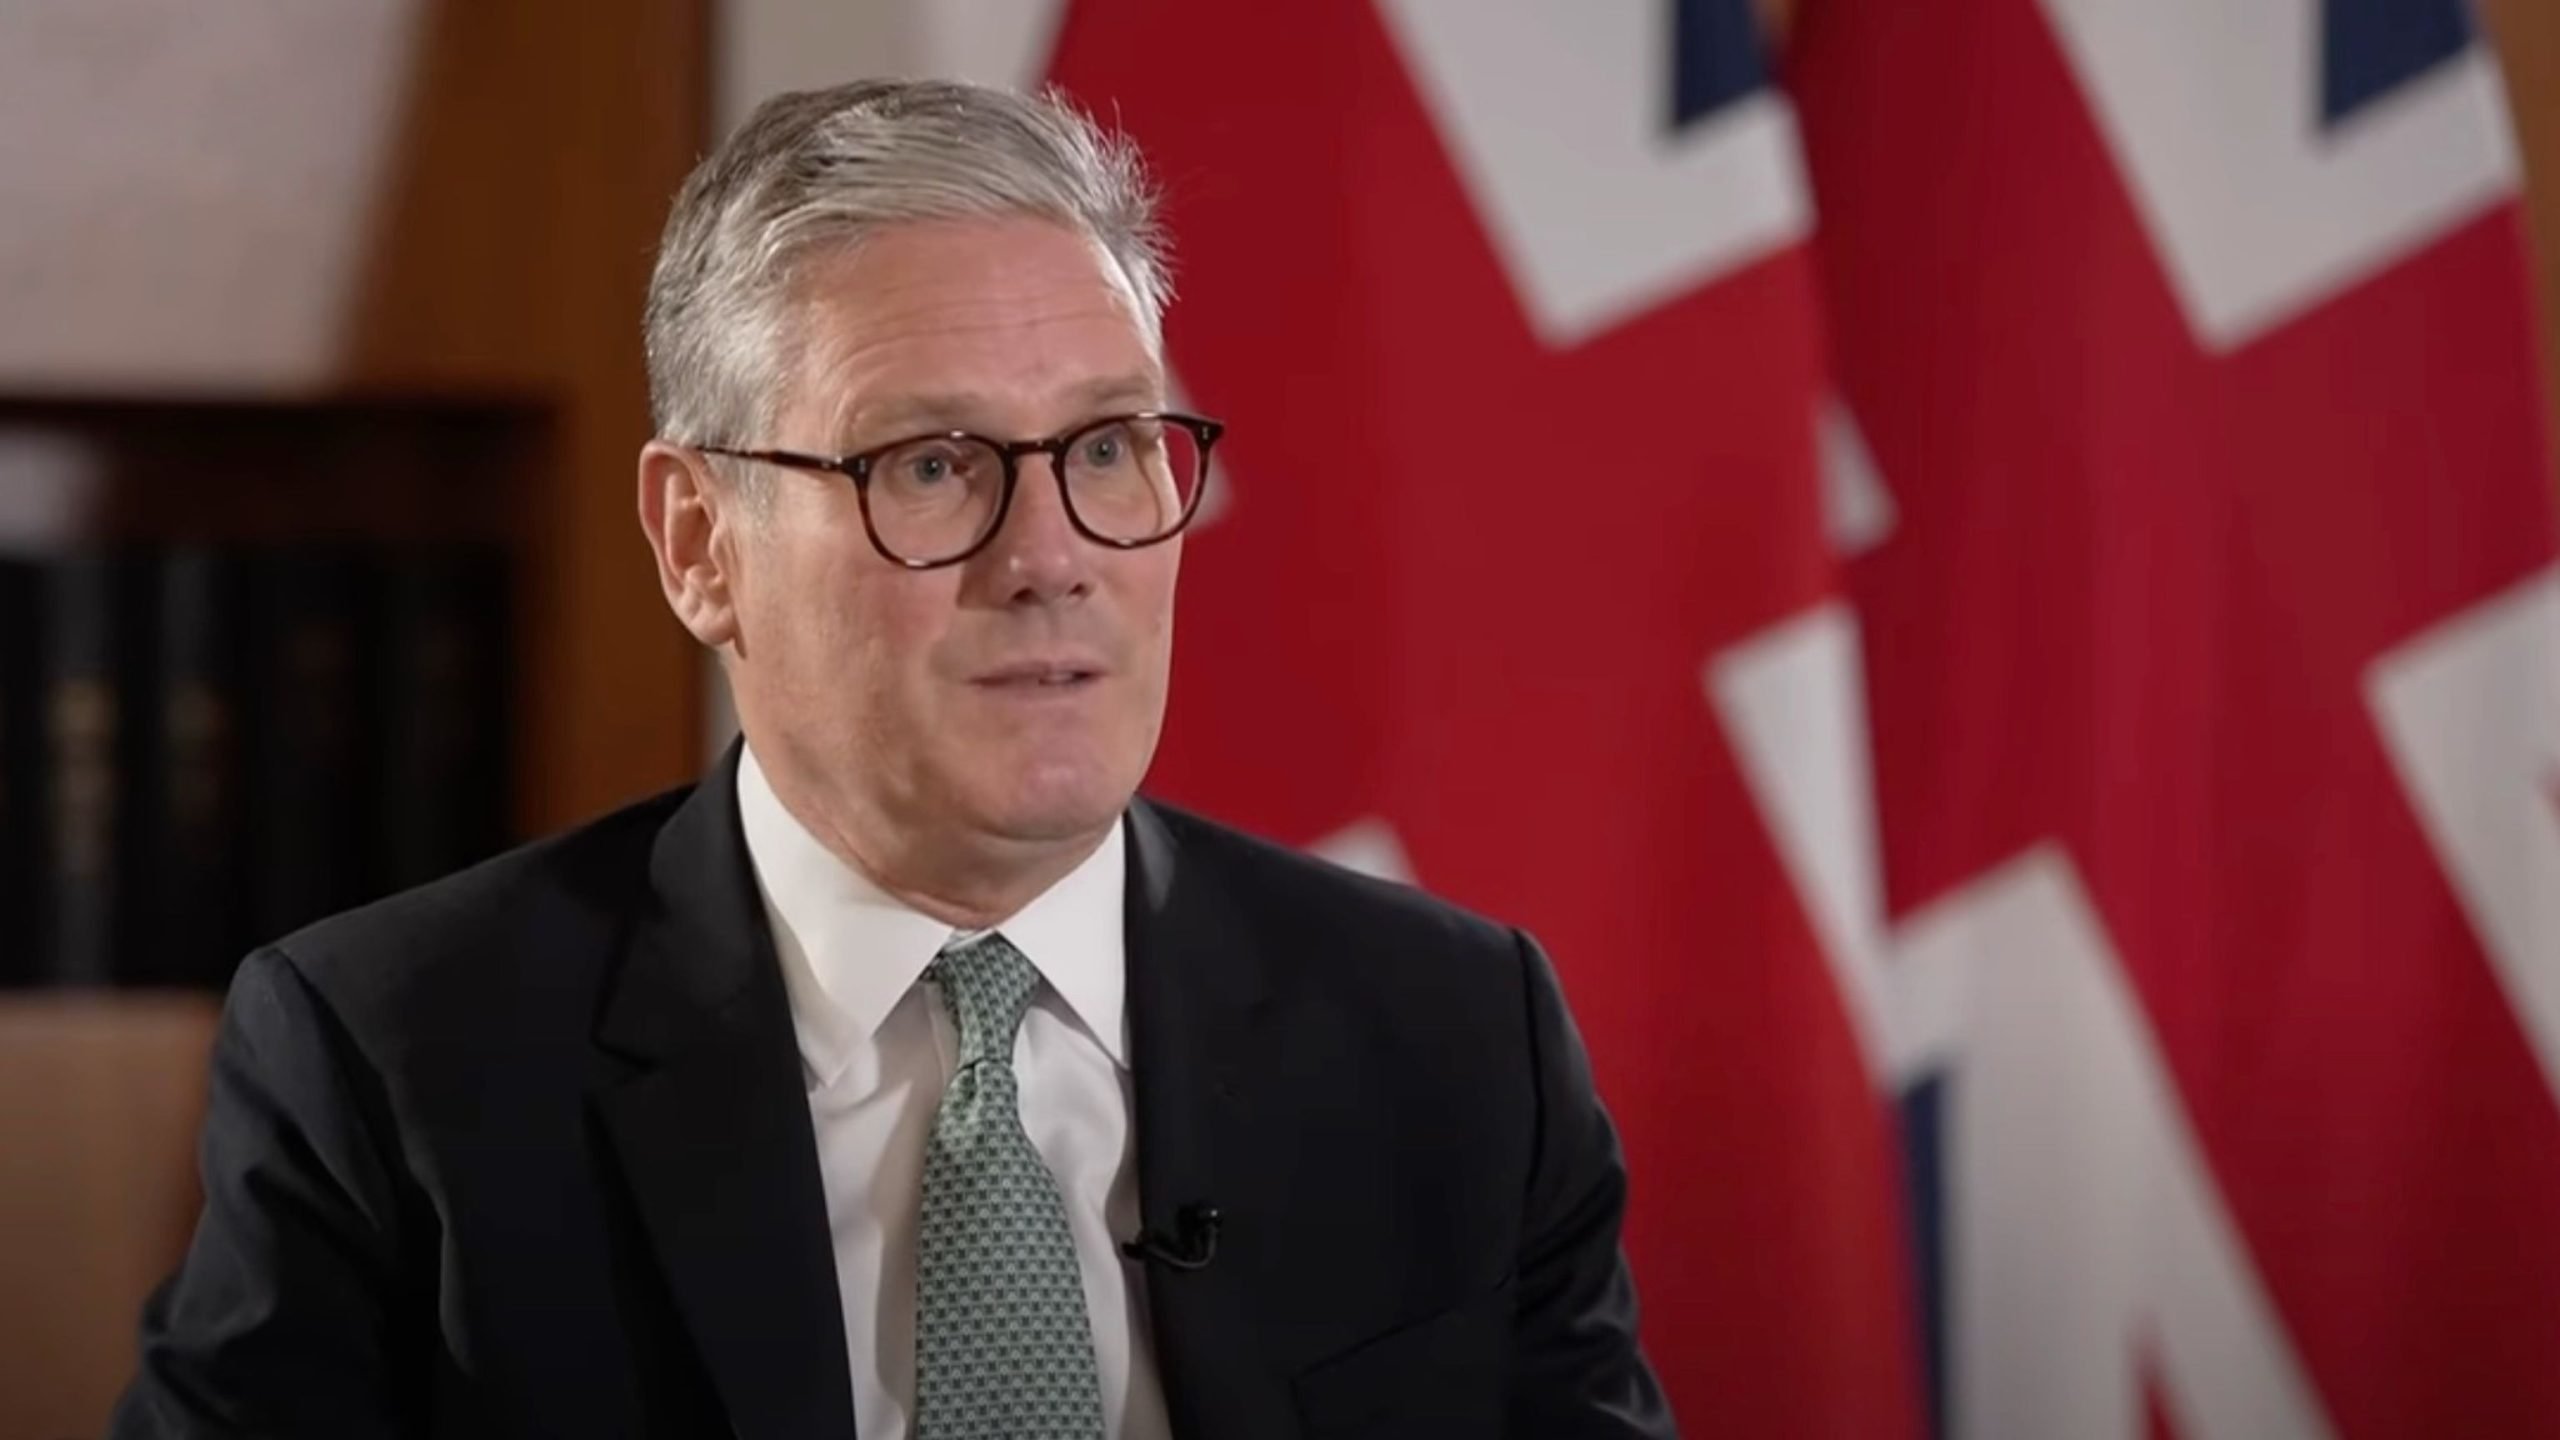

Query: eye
[1078,425,1132,468]
[892,442,975,487]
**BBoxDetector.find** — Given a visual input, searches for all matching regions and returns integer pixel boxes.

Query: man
[114,79,1674,1438]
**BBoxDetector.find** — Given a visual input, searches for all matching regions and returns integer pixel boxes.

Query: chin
[971,757,1136,843]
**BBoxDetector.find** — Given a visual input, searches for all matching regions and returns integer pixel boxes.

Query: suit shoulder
[261,780,695,1016]
[1143,799,1522,962]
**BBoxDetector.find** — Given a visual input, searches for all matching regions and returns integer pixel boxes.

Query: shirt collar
[735,744,1129,1088]
[988,807,1129,1068]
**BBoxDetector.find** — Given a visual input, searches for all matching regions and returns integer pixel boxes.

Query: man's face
[723,216,1181,864]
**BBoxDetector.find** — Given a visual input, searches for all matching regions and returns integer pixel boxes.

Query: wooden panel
[0,995,220,1439]
[2484,0,2560,507]
[342,0,709,835]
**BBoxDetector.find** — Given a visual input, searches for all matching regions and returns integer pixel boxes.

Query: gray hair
[643,78,1172,456]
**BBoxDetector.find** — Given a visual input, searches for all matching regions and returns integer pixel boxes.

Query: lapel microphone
[1120,1203,1221,1271]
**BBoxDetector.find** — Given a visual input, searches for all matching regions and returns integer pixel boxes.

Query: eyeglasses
[694,410,1225,570]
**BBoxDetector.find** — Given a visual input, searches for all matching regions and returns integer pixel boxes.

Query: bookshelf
[0,398,543,987]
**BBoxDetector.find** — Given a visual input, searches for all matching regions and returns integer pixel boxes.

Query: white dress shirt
[735,746,1172,1440]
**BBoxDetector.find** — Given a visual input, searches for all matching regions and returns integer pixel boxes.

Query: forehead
[782,216,1161,436]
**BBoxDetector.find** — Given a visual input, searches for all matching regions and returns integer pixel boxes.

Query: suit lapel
[1124,802,1298,1439]
[594,745,856,1440]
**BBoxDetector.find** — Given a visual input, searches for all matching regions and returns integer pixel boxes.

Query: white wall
[0,1,421,393]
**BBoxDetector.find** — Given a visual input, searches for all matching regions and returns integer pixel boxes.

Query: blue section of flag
[1670,0,1766,131]
[1901,1071,1951,1440]
[2322,0,2473,126]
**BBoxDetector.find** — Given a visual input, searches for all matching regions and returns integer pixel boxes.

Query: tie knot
[928,932,1041,1066]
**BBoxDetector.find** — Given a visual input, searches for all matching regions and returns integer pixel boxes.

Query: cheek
[1122,547,1182,647]
[839,582,960,719]
[754,545,856,659]
[745,528,941,709]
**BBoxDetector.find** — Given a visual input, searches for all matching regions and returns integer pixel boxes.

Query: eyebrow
[840,372,1167,446]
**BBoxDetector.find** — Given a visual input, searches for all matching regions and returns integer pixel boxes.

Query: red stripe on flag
[2145,1348,2187,1440]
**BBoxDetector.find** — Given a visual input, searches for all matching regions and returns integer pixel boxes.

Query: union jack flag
[722,0,2560,1430]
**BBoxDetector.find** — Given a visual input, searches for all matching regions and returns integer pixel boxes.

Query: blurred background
[4,1,2556,1436]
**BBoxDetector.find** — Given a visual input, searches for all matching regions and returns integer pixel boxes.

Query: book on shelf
[244,544,373,952]
[373,541,513,897]
[138,546,247,989]
[0,556,39,988]
[37,549,140,988]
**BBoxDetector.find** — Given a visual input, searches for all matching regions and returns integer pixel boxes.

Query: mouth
[970,660,1107,691]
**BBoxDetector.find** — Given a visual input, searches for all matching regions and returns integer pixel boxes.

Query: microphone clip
[1120,1203,1221,1272]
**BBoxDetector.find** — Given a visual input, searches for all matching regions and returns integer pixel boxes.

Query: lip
[969,657,1110,686]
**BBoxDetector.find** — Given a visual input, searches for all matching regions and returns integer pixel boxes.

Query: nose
[970,449,1093,605]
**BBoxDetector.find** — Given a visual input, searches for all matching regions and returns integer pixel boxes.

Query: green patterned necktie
[913,932,1108,1440]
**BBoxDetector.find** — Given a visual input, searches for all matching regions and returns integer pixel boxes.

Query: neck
[748,740,1110,931]
[846,826,1105,932]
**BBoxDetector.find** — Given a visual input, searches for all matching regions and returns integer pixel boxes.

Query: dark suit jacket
[113,747,1675,1438]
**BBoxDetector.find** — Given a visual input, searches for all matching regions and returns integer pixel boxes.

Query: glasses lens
[1061,417,1204,543]
[865,435,1006,563]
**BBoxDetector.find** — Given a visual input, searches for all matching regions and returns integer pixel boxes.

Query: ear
[637,440,744,651]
